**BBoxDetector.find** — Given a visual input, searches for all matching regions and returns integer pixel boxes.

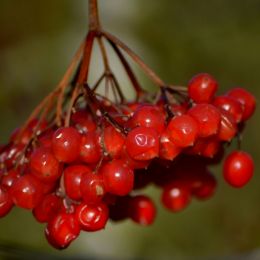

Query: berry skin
[218,111,237,142]
[52,127,81,163]
[166,115,199,147]
[1,169,20,191]
[129,195,156,226]
[104,126,125,158]
[213,95,243,123]
[75,202,109,231]
[161,181,191,212]
[79,131,102,164]
[223,151,254,188]
[188,73,218,103]
[30,147,62,183]
[188,104,221,138]
[102,160,134,196]
[125,126,159,161]
[71,109,96,133]
[227,87,256,121]
[0,186,13,217]
[159,131,182,160]
[45,212,80,249]
[129,104,165,134]
[10,174,44,209]
[81,172,105,205]
[33,194,62,223]
[64,165,92,201]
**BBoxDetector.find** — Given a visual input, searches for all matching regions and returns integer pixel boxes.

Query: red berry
[161,181,191,212]
[223,151,254,188]
[0,186,13,217]
[79,131,102,164]
[52,127,81,163]
[188,104,221,137]
[1,169,20,191]
[64,165,92,201]
[33,194,62,223]
[227,87,256,121]
[129,195,156,226]
[45,212,80,249]
[129,105,165,134]
[188,73,218,103]
[75,202,109,231]
[213,95,243,123]
[81,172,105,205]
[104,126,125,158]
[30,147,62,183]
[125,126,159,161]
[71,110,96,133]
[102,160,134,196]
[218,111,237,142]
[10,174,44,209]
[166,115,199,147]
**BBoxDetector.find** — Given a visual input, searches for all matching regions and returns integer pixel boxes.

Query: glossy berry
[1,169,20,191]
[188,73,218,103]
[223,151,254,188]
[64,165,92,201]
[102,160,134,196]
[125,126,159,160]
[227,87,256,121]
[79,131,102,164]
[218,111,237,142]
[129,195,156,226]
[161,181,191,212]
[188,104,221,137]
[104,126,125,158]
[30,147,62,183]
[10,174,44,209]
[129,105,165,133]
[33,194,62,223]
[0,186,13,217]
[45,212,80,249]
[166,115,199,147]
[52,127,81,163]
[75,202,109,231]
[213,95,243,123]
[159,131,182,160]
[80,172,105,205]
[71,110,96,133]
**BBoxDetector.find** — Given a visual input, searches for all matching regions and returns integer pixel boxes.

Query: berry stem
[89,0,101,31]
[102,30,166,88]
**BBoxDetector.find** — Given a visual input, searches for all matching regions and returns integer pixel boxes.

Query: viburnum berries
[0,0,256,250]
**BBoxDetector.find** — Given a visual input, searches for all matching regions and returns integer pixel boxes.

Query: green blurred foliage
[0,0,259,259]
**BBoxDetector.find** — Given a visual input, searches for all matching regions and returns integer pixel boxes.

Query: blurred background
[0,0,260,259]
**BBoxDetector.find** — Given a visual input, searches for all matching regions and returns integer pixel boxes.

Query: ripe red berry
[161,181,191,212]
[79,131,102,164]
[75,202,109,231]
[52,127,81,163]
[0,186,13,217]
[45,212,80,249]
[30,147,62,183]
[188,73,218,103]
[223,151,254,188]
[102,159,134,196]
[125,126,159,161]
[227,87,256,121]
[166,115,199,147]
[129,104,165,134]
[1,169,20,191]
[188,104,221,137]
[33,194,62,223]
[71,109,96,133]
[159,131,182,160]
[81,172,105,205]
[128,195,156,226]
[213,95,243,123]
[10,174,44,209]
[218,111,237,142]
[64,165,92,201]
[104,126,125,158]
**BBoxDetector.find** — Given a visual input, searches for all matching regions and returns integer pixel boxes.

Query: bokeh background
[0,0,260,259]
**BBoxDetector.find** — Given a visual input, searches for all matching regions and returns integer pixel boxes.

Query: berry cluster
[0,71,255,249]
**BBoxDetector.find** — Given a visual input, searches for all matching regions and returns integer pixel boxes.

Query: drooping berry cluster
[0,71,255,249]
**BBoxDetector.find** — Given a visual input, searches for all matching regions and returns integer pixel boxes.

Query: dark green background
[0,0,259,259]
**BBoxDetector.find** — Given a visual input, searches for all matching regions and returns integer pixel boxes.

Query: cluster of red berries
[0,73,255,249]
